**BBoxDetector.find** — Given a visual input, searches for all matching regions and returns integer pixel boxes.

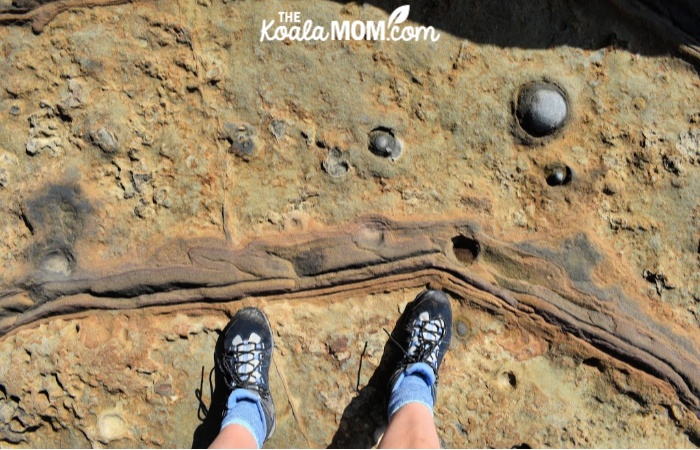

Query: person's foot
[215,307,276,443]
[388,289,453,404]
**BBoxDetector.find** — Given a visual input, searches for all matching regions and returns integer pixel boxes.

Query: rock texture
[0,0,699,448]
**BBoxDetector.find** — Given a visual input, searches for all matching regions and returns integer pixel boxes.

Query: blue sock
[220,389,267,448]
[387,362,436,419]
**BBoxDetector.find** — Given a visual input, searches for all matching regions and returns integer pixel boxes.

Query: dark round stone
[544,163,573,186]
[516,82,569,137]
[230,126,255,159]
[9,105,21,116]
[223,123,257,161]
[368,128,402,159]
[232,134,255,156]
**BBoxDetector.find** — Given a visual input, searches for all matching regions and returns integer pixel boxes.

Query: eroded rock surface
[0,0,699,447]
[2,293,699,448]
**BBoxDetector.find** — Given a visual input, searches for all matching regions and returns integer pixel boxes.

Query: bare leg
[379,403,440,449]
[209,424,258,449]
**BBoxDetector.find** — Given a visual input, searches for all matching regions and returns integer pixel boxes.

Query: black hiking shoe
[215,307,276,443]
[388,289,453,404]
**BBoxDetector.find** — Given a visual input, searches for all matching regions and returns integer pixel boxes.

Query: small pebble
[544,163,572,186]
[225,123,256,160]
[91,127,119,154]
[516,82,569,137]
[154,383,173,397]
[98,413,128,442]
[9,105,21,116]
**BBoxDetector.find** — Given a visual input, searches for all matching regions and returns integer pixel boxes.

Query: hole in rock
[451,235,481,265]
[582,357,605,372]
[507,371,517,387]
[688,432,700,447]
[544,163,573,186]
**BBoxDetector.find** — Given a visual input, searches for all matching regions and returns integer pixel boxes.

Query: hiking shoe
[388,289,452,402]
[215,307,276,442]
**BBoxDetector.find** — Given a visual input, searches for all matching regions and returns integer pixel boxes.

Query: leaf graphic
[388,5,410,26]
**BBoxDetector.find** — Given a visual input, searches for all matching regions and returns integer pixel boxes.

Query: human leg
[209,307,276,449]
[379,289,452,449]
[379,403,439,448]
[209,424,257,449]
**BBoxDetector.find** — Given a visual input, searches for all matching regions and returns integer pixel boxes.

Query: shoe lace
[387,315,446,375]
[217,340,269,396]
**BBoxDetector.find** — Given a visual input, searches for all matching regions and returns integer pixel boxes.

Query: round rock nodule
[544,162,573,186]
[516,82,569,137]
[368,128,402,160]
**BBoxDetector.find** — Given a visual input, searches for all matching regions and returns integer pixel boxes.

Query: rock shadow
[2,0,698,68]
[328,293,421,448]
[191,329,230,449]
[330,0,699,70]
